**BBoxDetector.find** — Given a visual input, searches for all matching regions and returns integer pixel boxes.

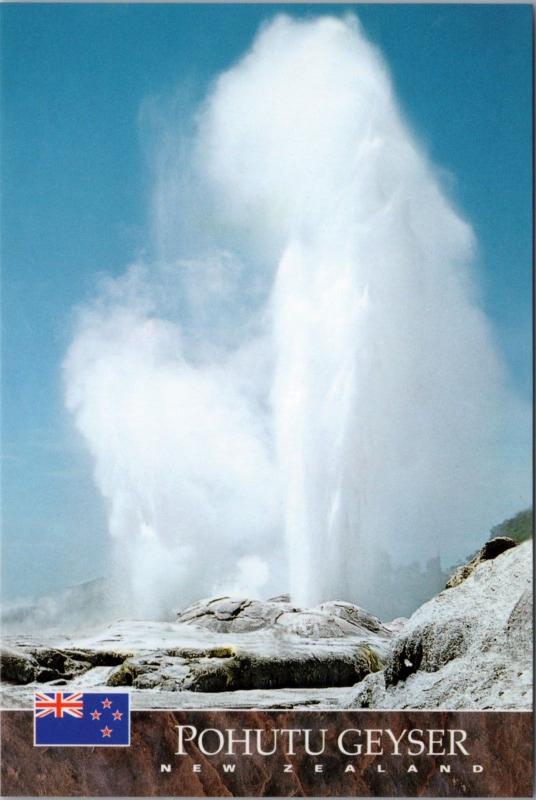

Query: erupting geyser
[64,15,522,617]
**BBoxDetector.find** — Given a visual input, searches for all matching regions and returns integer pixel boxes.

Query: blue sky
[1,4,532,601]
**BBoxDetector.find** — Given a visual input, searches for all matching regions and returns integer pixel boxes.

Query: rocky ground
[0,538,531,710]
[350,538,532,709]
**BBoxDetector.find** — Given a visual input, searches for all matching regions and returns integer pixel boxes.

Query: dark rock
[107,655,181,688]
[0,646,39,684]
[385,620,468,687]
[28,648,93,682]
[107,645,383,692]
[481,537,518,559]
[446,536,517,589]
[36,668,63,683]
[62,648,130,667]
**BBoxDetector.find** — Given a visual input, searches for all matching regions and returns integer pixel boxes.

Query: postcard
[0,3,532,796]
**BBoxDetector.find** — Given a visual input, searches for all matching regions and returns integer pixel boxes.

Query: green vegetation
[489,508,533,544]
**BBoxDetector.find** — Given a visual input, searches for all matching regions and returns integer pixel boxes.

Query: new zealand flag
[34,692,130,746]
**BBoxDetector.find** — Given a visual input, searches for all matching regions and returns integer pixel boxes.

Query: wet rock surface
[106,647,382,693]
[1,539,531,710]
[1,600,390,709]
[177,595,391,639]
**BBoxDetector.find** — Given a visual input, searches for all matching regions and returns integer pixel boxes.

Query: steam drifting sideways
[64,15,527,618]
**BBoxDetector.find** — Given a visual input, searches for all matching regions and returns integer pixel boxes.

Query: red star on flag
[112,710,123,720]
[101,698,113,709]
[100,726,112,738]
[90,710,102,720]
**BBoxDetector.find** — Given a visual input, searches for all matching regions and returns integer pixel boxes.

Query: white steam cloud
[64,15,530,618]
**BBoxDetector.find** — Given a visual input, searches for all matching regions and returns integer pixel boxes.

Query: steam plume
[64,15,529,617]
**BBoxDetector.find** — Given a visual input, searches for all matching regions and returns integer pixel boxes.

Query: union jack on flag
[34,692,130,746]
[34,691,84,719]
